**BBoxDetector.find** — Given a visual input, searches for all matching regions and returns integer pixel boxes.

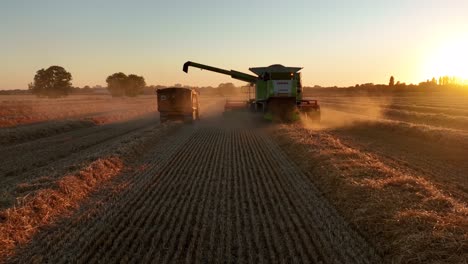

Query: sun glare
[423,35,468,83]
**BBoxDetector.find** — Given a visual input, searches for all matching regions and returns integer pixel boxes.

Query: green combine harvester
[183,61,320,122]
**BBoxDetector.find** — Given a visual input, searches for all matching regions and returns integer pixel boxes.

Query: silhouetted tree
[106,72,128,97]
[125,74,146,97]
[82,85,92,93]
[440,76,453,86]
[389,76,395,87]
[29,66,72,98]
[106,73,146,97]
[218,82,237,96]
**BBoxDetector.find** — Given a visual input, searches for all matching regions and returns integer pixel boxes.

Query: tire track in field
[8,122,380,263]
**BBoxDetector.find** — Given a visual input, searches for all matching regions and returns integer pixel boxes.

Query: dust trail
[302,96,393,130]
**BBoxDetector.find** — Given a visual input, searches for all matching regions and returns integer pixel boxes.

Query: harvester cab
[183,61,320,122]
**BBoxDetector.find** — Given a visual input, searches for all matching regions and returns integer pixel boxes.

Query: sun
[423,35,468,83]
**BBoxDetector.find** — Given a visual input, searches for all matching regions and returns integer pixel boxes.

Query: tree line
[26,66,247,98]
[22,66,468,98]
[28,65,146,98]
[388,75,463,87]
[305,75,468,95]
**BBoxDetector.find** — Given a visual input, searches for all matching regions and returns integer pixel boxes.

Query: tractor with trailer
[156,87,200,123]
[182,61,320,122]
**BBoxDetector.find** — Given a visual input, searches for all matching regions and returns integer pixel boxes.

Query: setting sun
[423,35,468,83]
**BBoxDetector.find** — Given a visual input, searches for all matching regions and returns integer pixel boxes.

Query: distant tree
[440,76,451,86]
[125,74,146,97]
[29,66,72,98]
[106,73,146,97]
[218,82,237,96]
[451,76,459,85]
[419,79,438,89]
[82,85,92,93]
[389,76,395,87]
[106,72,128,97]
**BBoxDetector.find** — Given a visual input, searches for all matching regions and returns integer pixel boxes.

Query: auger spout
[183,61,259,83]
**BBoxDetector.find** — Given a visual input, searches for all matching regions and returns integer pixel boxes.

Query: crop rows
[0,115,160,209]
[316,95,468,110]
[312,102,468,150]
[308,102,468,198]
[271,123,468,263]
[322,102,468,130]
[9,124,379,263]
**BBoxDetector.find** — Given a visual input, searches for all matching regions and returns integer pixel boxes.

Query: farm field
[302,93,468,199]
[0,93,467,263]
[281,92,468,262]
[0,95,157,128]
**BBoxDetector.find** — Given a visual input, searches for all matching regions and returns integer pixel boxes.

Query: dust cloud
[301,96,393,130]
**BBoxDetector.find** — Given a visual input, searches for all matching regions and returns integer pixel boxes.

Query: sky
[1,0,467,89]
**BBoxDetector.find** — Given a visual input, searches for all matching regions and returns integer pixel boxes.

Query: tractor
[183,61,320,122]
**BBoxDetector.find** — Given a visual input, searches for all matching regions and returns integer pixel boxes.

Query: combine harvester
[183,61,320,122]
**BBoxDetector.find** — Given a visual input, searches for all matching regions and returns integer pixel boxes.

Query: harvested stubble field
[0,95,157,128]
[294,93,468,262]
[0,93,467,263]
